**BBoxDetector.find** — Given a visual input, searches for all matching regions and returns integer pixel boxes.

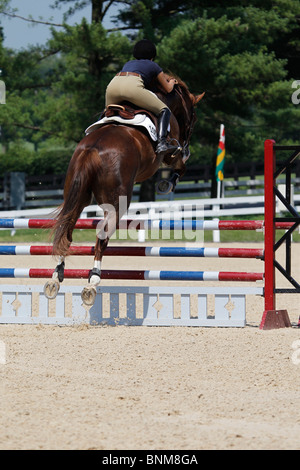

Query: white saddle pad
[85,114,158,141]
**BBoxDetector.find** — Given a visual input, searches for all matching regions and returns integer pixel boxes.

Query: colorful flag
[215,124,225,181]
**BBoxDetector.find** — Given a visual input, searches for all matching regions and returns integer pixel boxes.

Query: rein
[174,85,196,160]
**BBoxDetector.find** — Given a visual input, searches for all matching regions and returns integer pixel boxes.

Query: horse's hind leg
[44,256,65,299]
[81,207,118,306]
[81,237,107,306]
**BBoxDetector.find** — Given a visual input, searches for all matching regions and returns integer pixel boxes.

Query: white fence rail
[1,193,299,243]
[0,192,299,221]
[1,174,300,209]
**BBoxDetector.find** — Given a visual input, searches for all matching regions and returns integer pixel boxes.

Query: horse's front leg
[156,171,180,195]
[157,156,186,195]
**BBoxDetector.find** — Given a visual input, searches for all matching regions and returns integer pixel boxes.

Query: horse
[44,77,204,305]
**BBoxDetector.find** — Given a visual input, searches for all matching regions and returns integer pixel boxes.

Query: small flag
[215,124,225,181]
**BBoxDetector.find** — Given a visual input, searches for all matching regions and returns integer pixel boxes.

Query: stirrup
[156,139,182,157]
[169,138,182,155]
[157,139,179,153]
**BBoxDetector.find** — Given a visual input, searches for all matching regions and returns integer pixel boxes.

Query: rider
[105,39,178,157]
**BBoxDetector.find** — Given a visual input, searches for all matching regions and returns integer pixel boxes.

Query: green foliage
[0,0,299,175]
[0,138,76,175]
[157,5,300,164]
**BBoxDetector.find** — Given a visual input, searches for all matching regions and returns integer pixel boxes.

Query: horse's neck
[157,88,184,120]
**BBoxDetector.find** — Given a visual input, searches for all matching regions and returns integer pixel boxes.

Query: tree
[0,0,299,189]
[0,0,131,174]
[156,2,300,173]
[116,1,300,155]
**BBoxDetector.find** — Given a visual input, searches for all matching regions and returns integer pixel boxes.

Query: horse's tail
[51,148,100,258]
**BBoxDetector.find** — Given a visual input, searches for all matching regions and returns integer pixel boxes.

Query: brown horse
[44,78,204,305]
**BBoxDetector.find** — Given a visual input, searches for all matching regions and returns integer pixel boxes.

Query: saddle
[102,103,158,128]
[85,102,159,141]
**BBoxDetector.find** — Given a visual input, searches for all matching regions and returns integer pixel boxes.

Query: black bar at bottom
[275,288,300,294]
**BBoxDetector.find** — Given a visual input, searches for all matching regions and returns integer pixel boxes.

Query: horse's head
[154,75,204,188]
[163,76,205,162]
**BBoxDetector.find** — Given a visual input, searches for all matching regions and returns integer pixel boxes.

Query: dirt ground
[0,240,300,450]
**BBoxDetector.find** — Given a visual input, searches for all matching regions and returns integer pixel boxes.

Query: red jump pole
[260,139,291,329]
[263,139,276,314]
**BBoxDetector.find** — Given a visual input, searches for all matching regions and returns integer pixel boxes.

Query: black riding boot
[156,108,179,157]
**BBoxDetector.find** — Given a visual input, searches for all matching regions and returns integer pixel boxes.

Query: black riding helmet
[133,39,157,60]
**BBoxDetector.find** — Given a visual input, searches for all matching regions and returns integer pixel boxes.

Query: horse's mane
[165,73,198,106]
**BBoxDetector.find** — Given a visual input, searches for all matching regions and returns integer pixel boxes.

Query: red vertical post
[260,140,291,329]
[263,139,276,313]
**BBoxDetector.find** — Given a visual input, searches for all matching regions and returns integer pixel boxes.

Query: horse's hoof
[81,285,97,306]
[43,280,60,299]
[156,179,173,195]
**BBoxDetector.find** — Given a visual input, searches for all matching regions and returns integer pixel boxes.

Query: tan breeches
[105,75,168,115]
